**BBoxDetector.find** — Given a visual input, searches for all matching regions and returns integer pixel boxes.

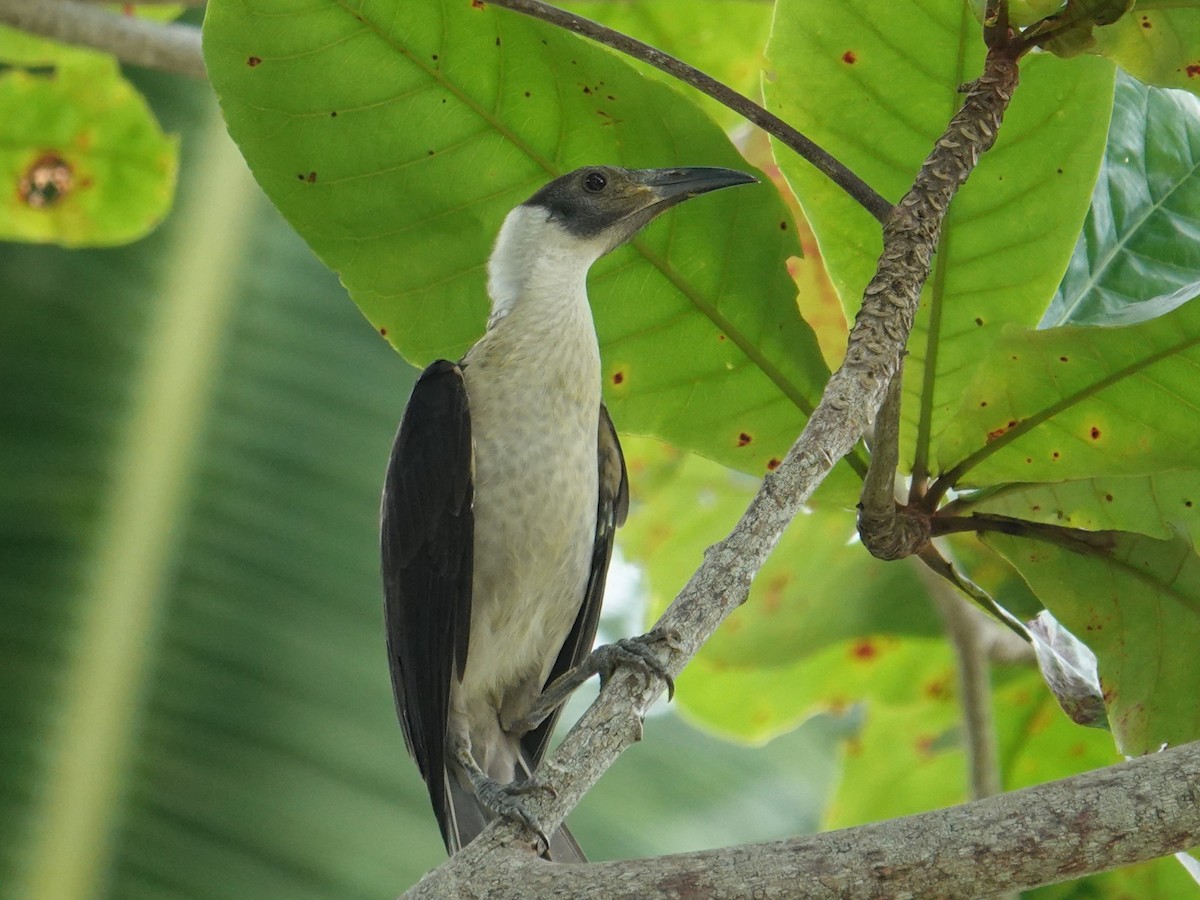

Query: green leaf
[985,528,1200,754]
[763,0,1114,477]
[0,22,107,67]
[1044,73,1200,326]
[1090,2,1200,97]
[969,0,1069,29]
[203,0,857,488]
[563,1,773,129]
[824,688,964,827]
[935,297,1200,487]
[676,636,957,744]
[828,665,1122,829]
[0,61,177,246]
[102,3,186,23]
[617,437,936,733]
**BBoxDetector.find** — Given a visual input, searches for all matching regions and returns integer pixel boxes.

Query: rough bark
[407,741,1200,898]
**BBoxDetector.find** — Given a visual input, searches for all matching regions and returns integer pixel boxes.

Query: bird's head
[523,166,757,256]
[487,166,756,319]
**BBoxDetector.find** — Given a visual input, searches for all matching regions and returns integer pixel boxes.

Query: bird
[381,165,756,860]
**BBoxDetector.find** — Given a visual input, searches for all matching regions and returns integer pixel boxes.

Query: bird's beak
[600,166,756,252]
[633,166,758,215]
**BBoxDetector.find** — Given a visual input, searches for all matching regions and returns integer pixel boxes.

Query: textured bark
[407,741,1200,898]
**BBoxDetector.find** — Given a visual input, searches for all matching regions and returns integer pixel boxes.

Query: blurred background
[6,6,1196,896]
[0,65,853,897]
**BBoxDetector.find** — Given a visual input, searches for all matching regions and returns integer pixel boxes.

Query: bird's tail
[443,763,586,862]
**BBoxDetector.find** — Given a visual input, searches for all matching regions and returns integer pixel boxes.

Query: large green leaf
[936,296,1200,487]
[764,0,1114,478]
[0,42,177,247]
[564,1,773,129]
[202,0,857,488]
[1044,73,1200,327]
[621,437,935,654]
[986,529,1200,755]
[824,652,1119,826]
[1090,1,1200,97]
[676,635,957,744]
[614,435,939,740]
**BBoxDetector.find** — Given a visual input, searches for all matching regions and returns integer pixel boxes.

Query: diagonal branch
[0,0,205,79]
[489,0,894,223]
[407,740,1200,898]
[405,43,1022,898]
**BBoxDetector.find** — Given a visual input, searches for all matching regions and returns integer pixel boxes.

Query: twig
[407,740,1200,898]
[919,545,1029,642]
[489,0,894,224]
[0,0,205,79]
[931,511,1118,558]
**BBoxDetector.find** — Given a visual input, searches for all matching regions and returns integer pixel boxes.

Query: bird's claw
[591,626,680,700]
[473,773,553,851]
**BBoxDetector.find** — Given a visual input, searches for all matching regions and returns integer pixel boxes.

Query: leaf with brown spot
[0,61,177,246]
[938,298,1200,487]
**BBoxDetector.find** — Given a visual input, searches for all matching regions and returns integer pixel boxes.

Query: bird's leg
[506,626,682,733]
[451,744,552,848]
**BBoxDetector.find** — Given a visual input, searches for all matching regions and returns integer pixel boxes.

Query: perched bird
[382,165,756,860]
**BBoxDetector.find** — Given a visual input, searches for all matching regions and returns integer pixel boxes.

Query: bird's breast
[458,312,602,705]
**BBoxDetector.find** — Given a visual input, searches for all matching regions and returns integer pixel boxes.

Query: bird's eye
[583,171,607,193]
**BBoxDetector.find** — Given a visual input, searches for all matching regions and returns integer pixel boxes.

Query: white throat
[486,205,609,330]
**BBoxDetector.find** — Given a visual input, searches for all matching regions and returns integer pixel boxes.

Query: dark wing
[381,359,473,846]
[521,401,629,769]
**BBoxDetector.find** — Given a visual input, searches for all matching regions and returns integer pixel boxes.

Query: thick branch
[408,740,1200,898]
[0,0,205,79]
[489,0,894,223]
[407,46,1022,897]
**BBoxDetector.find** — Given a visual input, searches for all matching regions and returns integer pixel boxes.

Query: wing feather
[381,359,473,847]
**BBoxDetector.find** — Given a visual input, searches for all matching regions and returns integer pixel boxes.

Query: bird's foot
[462,759,553,850]
[589,626,682,699]
[505,628,683,734]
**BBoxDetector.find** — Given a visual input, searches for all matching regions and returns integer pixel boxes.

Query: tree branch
[488,0,894,224]
[0,0,205,79]
[407,740,1200,898]
[405,43,1023,898]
